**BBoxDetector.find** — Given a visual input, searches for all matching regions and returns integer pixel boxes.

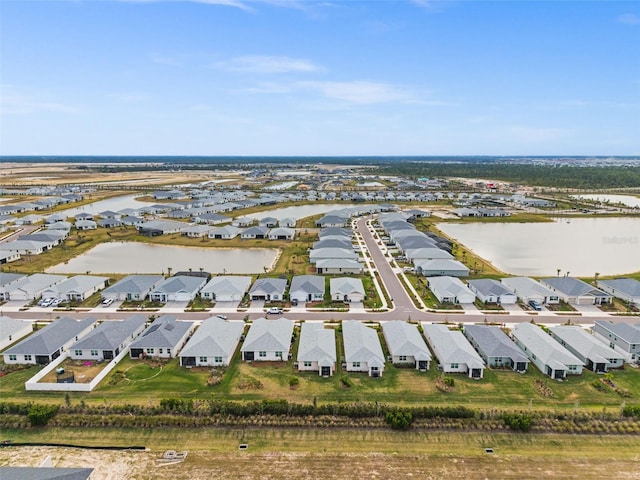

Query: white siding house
[0,317,33,351]
[241,317,294,362]
[550,325,624,373]
[180,317,245,367]
[426,276,476,304]
[592,320,640,364]
[70,315,147,361]
[381,321,431,371]
[129,315,195,359]
[422,323,485,378]
[342,320,385,377]
[296,322,337,376]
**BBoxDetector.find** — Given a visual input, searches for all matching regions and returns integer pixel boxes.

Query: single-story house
[268,227,295,240]
[3,317,97,365]
[97,218,122,228]
[309,248,359,264]
[120,215,144,227]
[0,240,48,256]
[511,323,584,379]
[330,277,365,302]
[0,250,21,264]
[241,317,294,362]
[422,323,485,378]
[414,259,469,277]
[467,279,517,305]
[381,321,431,371]
[180,317,245,367]
[241,226,270,239]
[313,238,353,250]
[249,277,287,301]
[463,325,529,372]
[592,320,640,364]
[426,276,476,304]
[289,275,325,304]
[501,277,560,305]
[540,277,612,305]
[208,225,241,239]
[70,315,147,361]
[194,213,231,225]
[75,219,97,230]
[0,273,26,300]
[200,276,252,302]
[342,320,385,377]
[41,275,109,302]
[316,258,364,275]
[296,322,337,376]
[258,217,278,228]
[148,275,207,303]
[0,467,94,480]
[405,247,453,262]
[137,219,188,236]
[279,217,296,228]
[597,278,640,306]
[318,227,351,239]
[4,273,67,301]
[101,274,164,302]
[316,214,349,228]
[0,316,33,351]
[129,315,195,359]
[550,325,625,373]
[181,225,213,238]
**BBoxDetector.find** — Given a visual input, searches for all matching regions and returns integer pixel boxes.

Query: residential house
[467,279,517,305]
[279,217,296,228]
[75,219,97,230]
[511,323,584,379]
[381,321,431,371]
[129,315,194,359]
[289,275,325,304]
[181,225,213,238]
[120,216,144,227]
[330,277,365,302]
[426,276,476,304]
[70,315,147,361]
[200,276,252,302]
[194,213,230,225]
[342,320,385,377]
[0,250,20,264]
[592,320,640,364]
[598,279,640,307]
[268,227,295,240]
[180,317,245,367]
[3,317,97,365]
[549,325,624,373]
[0,467,94,480]
[148,275,207,303]
[309,248,358,264]
[501,277,560,305]
[316,214,349,228]
[97,218,122,228]
[208,225,241,239]
[259,217,278,228]
[4,273,67,301]
[540,277,612,305]
[240,226,269,239]
[296,322,337,376]
[463,325,528,372]
[137,219,188,236]
[0,316,33,351]
[405,248,453,262]
[422,323,485,378]
[0,273,27,300]
[41,275,109,302]
[313,238,353,250]
[318,227,351,239]
[101,275,164,302]
[0,240,48,256]
[249,277,287,301]
[241,317,294,362]
[315,258,364,275]
[414,259,469,277]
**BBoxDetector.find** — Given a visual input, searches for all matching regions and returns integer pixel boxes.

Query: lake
[575,194,640,208]
[437,217,640,276]
[46,242,279,275]
[60,194,156,217]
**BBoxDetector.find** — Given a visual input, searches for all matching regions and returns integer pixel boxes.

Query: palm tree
[167,267,172,278]
[594,272,600,285]
[557,268,561,277]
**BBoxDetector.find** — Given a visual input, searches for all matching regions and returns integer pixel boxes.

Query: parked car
[40,297,55,307]
[528,300,542,311]
[266,307,283,315]
[101,297,115,307]
[215,314,228,320]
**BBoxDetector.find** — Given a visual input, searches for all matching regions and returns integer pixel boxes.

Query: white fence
[25,347,130,392]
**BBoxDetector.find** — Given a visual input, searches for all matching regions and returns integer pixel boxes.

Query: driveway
[213,301,240,311]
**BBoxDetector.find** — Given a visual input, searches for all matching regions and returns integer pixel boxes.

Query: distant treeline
[379,163,640,189]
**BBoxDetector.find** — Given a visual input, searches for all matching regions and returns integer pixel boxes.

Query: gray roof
[71,315,147,351]
[180,317,244,358]
[512,323,583,367]
[0,316,32,340]
[138,219,188,232]
[464,325,528,363]
[151,275,206,294]
[242,226,270,236]
[249,277,287,296]
[316,258,363,270]
[342,320,385,367]
[297,322,337,366]
[290,275,325,295]
[201,276,252,296]
[381,321,431,361]
[129,315,194,349]
[102,275,164,296]
[43,275,108,295]
[4,317,96,356]
[405,247,453,260]
[415,259,469,273]
[427,276,476,300]
[0,272,26,288]
[0,467,94,480]
[541,277,610,298]
[241,317,294,353]
[594,320,640,343]
[598,278,640,298]
[313,238,353,249]
[550,325,624,363]
[422,323,484,368]
[318,227,351,238]
[330,277,365,296]
[467,279,515,297]
[501,277,557,298]
[309,247,358,262]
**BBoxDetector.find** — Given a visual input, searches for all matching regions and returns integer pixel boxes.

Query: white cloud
[214,55,325,73]
[296,80,419,105]
[618,13,640,25]
[0,88,80,115]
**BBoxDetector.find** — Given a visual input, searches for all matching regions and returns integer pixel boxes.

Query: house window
[146,348,154,354]
[532,354,536,360]
[199,356,207,362]
[568,365,577,371]
[276,351,283,358]
[91,350,98,356]
[24,355,32,361]
[74,350,82,356]
[159,348,163,354]
[399,356,407,362]
[259,351,267,357]
[8,355,16,361]
[352,362,360,368]
[303,361,312,367]
[167,349,171,355]
[451,363,459,369]
[214,356,223,363]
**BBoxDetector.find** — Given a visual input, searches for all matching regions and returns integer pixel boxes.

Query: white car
[101,298,115,307]
[215,314,228,320]
[40,297,55,307]
[266,307,283,315]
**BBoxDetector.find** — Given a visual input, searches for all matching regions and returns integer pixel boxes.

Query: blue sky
[1,0,639,156]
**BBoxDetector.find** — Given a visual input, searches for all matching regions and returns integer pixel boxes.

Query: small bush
[289,376,300,389]
[622,405,640,418]
[27,404,59,427]
[385,410,413,430]
[340,375,354,388]
[503,412,533,432]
